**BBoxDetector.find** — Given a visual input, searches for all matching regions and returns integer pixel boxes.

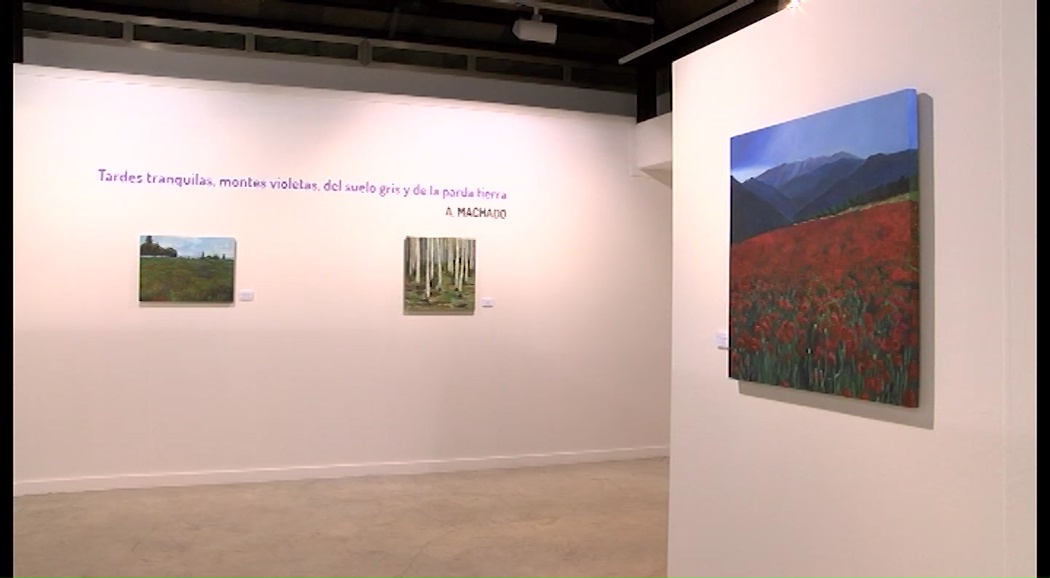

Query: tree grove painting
[139,235,236,303]
[404,237,476,314]
[729,88,920,407]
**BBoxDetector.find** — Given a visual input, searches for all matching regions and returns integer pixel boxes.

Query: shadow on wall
[643,168,673,188]
[737,93,936,430]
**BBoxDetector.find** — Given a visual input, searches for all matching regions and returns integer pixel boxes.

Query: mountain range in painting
[728,87,921,407]
[730,147,918,243]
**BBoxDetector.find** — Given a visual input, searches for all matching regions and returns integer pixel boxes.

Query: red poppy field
[729,198,920,407]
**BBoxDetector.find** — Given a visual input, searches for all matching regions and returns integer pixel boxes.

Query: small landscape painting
[139,235,236,303]
[729,88,920,407]
[404,237,476,314]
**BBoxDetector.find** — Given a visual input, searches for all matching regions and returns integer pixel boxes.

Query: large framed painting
[139,235,236,303]
[729,88,920,407]
[404,236,476,314]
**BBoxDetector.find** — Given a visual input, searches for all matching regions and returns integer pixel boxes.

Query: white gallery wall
[13,65,672,494]
[670,1,1035,577]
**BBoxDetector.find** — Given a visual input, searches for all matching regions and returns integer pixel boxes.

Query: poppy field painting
[729,88,920,407]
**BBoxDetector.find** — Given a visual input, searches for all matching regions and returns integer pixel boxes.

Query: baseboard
[13,446,668,496]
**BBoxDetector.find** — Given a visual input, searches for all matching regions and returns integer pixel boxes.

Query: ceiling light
[513,8,558,45]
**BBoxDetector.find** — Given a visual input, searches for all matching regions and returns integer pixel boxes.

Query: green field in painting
[139,257,235,303]
[403,278,475,313]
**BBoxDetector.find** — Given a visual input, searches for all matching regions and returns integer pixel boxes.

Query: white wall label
[714,330,729,350]
[480,297,495,308]
[238,290,255,302]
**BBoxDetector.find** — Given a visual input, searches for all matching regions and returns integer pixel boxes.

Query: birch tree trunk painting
[404,237,476,314]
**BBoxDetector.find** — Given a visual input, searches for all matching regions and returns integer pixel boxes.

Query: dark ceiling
[16,0,781,118]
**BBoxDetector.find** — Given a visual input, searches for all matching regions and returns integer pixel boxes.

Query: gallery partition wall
[668,0,1035,576]
[13,65,673,495]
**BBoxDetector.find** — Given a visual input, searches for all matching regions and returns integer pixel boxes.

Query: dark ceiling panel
[655,0,737,33]
[658,0,779,63]
[187,0,261,17]
[282,0,647,35]
[31,0,642,62]
[20,0,780,102]
[14,1,23,62]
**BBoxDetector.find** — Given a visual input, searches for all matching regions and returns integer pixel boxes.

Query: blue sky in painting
[730,88,918,181]
[141,235,236,259]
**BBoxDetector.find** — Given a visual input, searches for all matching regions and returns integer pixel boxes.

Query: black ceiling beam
[628,0,776,122]
[281,0,647,48]
[14,1,24,63]
[629,0,658,123]
[439,0,653,25]
[29,0,378,37]
[627,0,779,67]
[603,0,657,20]
[666,0,778,62]
[29,0,640,64]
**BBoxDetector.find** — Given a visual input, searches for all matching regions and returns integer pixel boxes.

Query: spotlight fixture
[512,7,558,45]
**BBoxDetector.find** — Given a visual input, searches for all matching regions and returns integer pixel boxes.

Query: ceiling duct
[619,0,753,64]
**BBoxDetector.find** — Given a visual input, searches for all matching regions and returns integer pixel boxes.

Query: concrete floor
[14,458,669,577]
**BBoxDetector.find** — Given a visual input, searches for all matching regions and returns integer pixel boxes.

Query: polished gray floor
[14,458,669,577]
